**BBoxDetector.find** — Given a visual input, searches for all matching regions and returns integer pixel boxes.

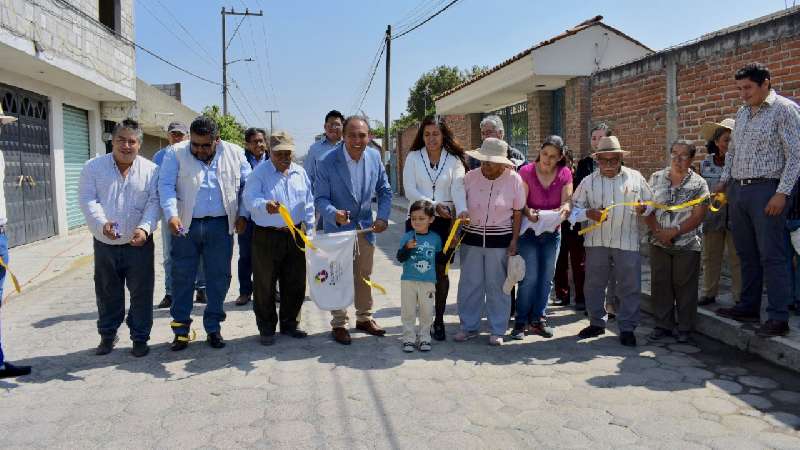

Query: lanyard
[420,149,449,201]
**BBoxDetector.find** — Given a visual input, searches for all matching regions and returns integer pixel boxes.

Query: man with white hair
[468,114,526,170]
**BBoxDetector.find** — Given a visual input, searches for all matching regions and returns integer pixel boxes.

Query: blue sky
[135,0,789,155]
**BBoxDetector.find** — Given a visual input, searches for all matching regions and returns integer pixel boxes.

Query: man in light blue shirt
[158,116,251,351]
[304,109,344,192]
[79,119,160,358]
[244,131,314,346]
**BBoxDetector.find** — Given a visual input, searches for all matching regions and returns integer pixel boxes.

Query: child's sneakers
[402,342,416,353]
[418,341,431,352]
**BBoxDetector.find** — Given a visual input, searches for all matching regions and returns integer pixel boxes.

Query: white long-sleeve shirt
[402,147,467,215]
[79,154,160,245]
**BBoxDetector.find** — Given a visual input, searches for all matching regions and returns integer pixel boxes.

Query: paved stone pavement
[2,208,800,449]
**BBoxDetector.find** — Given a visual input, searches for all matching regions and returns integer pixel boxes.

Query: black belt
[193,216,227,221]
[735,178,777,186]
[257,223,301,232]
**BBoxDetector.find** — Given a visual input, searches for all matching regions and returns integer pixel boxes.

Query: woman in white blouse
[402,115,469,341]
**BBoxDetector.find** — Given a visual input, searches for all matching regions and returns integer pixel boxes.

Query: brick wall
[564,77,592,159]
[527,91,553,158]
[591,71,668,177]
[396,123,420,195]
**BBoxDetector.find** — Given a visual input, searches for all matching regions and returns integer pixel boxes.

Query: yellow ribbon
[578,193,726,236]
[170,321,197,342]
[277,204,316,251]
[441,218,467,274]
[362,277,387,294]
[0,256,21,294]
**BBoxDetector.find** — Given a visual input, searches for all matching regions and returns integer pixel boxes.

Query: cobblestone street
[1,209,800,449]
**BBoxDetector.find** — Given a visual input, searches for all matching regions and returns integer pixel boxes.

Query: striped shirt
[648,168,709,251]
[720,90,800,195]
[462,167,526,248]
[573,166,653,252]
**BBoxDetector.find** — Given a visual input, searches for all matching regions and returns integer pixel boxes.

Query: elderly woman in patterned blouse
[644,140,709,344]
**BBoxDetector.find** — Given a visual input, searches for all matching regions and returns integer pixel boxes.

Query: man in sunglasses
[159,115,252,351]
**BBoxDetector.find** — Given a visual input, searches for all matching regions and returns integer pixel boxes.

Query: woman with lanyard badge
[402,115,469,341]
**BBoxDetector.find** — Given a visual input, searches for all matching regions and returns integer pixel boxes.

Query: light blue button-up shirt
[159,147,251,219]
[244,160,315,231]
[79,154,160,245]
[343,144,366,202]
[304,137,340,191]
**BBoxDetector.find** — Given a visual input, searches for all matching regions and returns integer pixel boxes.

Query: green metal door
[63,105,90,229]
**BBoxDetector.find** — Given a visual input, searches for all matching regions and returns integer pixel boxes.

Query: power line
[348,36,386,114]
[393,0,448,34]
[250,0,280,109]
[354,41,386,115]
[137,0,218,67]
[392,0,463,40]
[152,0,220,64]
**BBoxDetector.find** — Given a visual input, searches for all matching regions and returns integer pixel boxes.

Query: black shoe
[755,319,790,337]
[552,297,570,307]
[195,289,207,304]
[0,362,32,379]
[432,323,446,341]
[156,295,172,309]
[607,313,617,321]
[788,303,798,312]
[698,296,716,306]
[207,331,226,349]
[578,325,605,339]
[620,331,637,347]
[716,307,760,323]
[260,334,275,346]
[171,335,189,351]
[131,341,149,357]
[280,328,308,338]
[96,335,118,355]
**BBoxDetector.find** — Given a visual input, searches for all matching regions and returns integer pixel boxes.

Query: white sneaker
[418,341,431,352]
[488,335,504,346]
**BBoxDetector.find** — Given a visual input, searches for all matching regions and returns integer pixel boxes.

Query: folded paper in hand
[521,209,562,235]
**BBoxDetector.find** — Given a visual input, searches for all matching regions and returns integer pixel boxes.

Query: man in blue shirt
[244,132,314,345]
[234,127,270,307]
[304,109,344,192]
[159,116,252,351]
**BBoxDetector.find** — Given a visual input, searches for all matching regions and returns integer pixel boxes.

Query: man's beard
[192,150,215,163]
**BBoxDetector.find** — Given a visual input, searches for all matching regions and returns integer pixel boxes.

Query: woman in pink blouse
[512,136,572,340]
[455,138,526,346]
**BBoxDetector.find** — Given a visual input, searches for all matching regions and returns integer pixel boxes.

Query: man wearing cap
[572,136,654,347]
[715,63,800,337]
[698,118,740,307]
[315,115,393,345]
[244,132,314,345]
[0,106,31,378]
[159,115,252,350]
[79,119,161,357]
[234,127,270,307]
[153,122,208,309]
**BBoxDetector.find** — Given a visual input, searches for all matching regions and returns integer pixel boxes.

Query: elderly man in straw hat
[572,136,654,347]
[698,118,740,307]
[243,131,314,346]
[455,138,526,346]
[0,105,31,378]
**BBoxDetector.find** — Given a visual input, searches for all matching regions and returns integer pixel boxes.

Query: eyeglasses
[670,153,692,162]
[191,141,214,150]
[596,158,620,166]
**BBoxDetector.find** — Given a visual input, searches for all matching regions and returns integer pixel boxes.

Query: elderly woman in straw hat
[572,136,654,347]
[697,119,740,307]
[0,105,32,378]
[454,138,526,346]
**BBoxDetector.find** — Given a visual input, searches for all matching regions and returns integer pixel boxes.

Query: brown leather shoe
[332,327,351,345]
[235,295,251,306]
[755,319,790,337]
[356,319,386,336]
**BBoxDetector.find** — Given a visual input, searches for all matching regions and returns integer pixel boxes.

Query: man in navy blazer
[315,116,393,345]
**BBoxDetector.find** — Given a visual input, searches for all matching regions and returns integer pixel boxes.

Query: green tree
[405,65,463,121]
[201,105,245,146]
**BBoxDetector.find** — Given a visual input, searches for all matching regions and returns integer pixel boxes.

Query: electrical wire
[137,0,218,67]
[392,0,463,40]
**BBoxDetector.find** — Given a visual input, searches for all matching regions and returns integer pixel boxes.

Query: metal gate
[0,84,56,247]
[63,104,90,229]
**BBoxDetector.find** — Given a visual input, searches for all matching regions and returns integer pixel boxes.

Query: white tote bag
[306,231,357,311]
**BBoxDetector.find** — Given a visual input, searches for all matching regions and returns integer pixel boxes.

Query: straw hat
[269,131,295,152]
[591,136,629,157]
[466,138,514,167]
[700,118,735,141]
[0,104,16,125]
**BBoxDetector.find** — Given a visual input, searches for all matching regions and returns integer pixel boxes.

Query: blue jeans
[516,229,561,325]
[93,238,155,342]
[456,244,510,336]
[161,219,206,295]
[729,181,792,321]
[236,219,254,296]
[0,232,8,366]
[170,217,233,334]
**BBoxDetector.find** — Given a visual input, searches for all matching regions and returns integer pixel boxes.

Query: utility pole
[221,7,263,115]
[265,110,279,136]
[383,25,391,163]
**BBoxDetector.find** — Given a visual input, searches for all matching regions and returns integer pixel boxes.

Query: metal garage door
[63,104,90,229]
